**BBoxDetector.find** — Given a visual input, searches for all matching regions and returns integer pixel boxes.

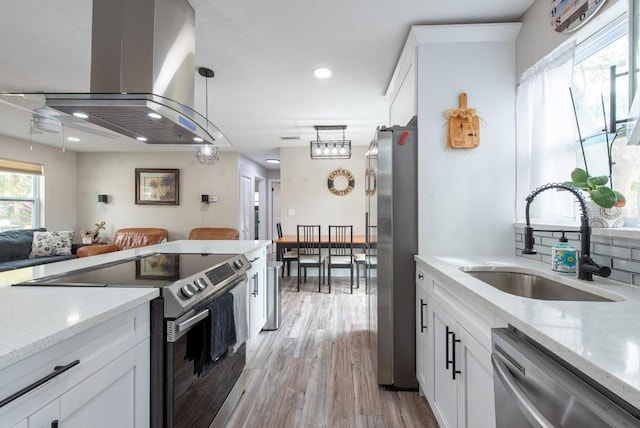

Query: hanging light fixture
[194,66,219,165]
[310,125,351,159]
[194,144,220,164]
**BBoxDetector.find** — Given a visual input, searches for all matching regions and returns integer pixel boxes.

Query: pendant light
[194,67,220,165]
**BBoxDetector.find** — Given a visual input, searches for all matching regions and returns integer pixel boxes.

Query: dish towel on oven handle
[229,279,248,353]
[187,292,237,377]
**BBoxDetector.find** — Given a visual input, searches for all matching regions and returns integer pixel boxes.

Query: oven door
[164,277,248,428]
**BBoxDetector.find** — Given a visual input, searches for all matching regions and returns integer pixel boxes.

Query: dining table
[273,235,370,261]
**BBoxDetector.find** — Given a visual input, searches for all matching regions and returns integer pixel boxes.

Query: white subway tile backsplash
[516,228,640,287]
[593,244,631,259]
[610,270,633,284]
[592,255,611,268]
[613,259,640,273]
[612,237,640,249]
[591,235,612,245]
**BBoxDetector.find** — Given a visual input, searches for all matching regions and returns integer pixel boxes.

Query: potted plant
[567,167,626,209]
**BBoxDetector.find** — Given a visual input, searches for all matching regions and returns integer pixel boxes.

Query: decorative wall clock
[551,0,607,33]
[327,168,355,196]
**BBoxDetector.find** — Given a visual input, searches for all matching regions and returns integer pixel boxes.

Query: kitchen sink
[459,267,616,302]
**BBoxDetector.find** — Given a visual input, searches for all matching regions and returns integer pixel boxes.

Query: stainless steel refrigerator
[365,120,418,389]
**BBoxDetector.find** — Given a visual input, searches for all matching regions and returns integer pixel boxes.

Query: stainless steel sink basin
[460,268,615,302]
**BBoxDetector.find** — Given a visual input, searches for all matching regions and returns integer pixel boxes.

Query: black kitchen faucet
[523,182,611,281]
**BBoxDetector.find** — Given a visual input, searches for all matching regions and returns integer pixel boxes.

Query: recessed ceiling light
[193,137,204,142]
[72,112,89,119]
[313,68,332,79]
[136,136,148,142]
[67,137,80,142]
[148,112,162,119]
[265,159,280,164]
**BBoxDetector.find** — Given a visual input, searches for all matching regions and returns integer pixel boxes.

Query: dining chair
[296,225,324,292]
[276,222,298,277]
[327,225,354,293]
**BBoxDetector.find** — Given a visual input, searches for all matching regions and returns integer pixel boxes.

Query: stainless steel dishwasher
[491,328,640,428]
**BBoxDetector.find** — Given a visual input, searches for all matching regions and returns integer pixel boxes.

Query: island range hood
[42,0,229,146]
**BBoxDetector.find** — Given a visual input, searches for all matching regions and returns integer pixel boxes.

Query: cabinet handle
[51,421,59,428]
[452,333,462,380]
[251,273,259,296]
[445,326,453,370]
[0,359,80,409]
[419,299,427,333]
[418,273,424,280]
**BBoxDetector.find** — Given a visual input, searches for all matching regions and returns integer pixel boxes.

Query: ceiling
[0,0,534,169]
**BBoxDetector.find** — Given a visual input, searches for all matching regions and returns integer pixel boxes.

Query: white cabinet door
[60,339,149,428]
[247,250,267,338]
[27,400,58,428]
[416,283,432,399]
[430,299,458,428]
[11,419,28,428]
[457,326,495,428]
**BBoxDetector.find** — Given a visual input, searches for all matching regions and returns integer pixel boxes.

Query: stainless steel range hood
[43,0,229,146]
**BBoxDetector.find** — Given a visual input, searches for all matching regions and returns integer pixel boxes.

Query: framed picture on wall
[135,168,180,205]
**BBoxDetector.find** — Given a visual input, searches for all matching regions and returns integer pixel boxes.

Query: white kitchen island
[415,254,640,428]
[0,239,270,428]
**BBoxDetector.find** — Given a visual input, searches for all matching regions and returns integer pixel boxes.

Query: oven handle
[167,274,248,342]
[491,353,554,428]
[176,308,210,334]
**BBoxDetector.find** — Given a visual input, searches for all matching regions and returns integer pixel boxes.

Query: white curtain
[516,42,579,223]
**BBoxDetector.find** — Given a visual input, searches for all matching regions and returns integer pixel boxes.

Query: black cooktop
[15,253,235,288]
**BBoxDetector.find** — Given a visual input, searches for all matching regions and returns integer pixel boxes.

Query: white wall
[75,151,240,240]
[0,137,77,231]
[412,24,520,256]
[279,146,367,235]
[516,0,624,78]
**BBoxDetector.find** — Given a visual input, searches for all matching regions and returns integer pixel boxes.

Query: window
[516,12,640,223]
[0,159,42,232]
[571,16,640,219]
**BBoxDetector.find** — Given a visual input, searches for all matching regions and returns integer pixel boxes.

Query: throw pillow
[29,231,75,258]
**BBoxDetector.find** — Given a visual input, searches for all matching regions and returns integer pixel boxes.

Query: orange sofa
[77,228,168,257]
[188,227,240,240]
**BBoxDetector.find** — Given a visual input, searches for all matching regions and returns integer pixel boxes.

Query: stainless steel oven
[491,328,640,428]
[16,252,251,428]
[158,276,248,428]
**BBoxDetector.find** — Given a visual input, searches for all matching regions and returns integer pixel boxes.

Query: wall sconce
[201,194,218,204]
[98,194,108,203]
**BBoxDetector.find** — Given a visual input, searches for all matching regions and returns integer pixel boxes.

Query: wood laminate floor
[226,275,438,428]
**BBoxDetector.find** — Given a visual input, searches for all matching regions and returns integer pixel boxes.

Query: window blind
[0,158,43,175]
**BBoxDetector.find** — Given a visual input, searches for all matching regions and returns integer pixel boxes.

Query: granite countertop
[415,254,640,410]
[0,239,271,371]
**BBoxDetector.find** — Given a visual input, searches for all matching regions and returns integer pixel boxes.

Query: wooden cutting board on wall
[448,92,480,149]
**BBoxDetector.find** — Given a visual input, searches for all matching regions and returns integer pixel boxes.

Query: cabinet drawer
[0,304,150,426]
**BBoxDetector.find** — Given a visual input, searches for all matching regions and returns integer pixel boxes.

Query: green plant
[567,167,626,208]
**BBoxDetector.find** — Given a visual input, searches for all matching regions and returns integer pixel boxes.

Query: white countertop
[415,254,640,410]
[0,239,271,371]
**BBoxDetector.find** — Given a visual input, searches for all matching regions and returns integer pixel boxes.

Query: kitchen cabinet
[416,260,496,428]
[246,247,267,338]
[0,304,150,428]
[415,268,433,401]
[429,298,495,428]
